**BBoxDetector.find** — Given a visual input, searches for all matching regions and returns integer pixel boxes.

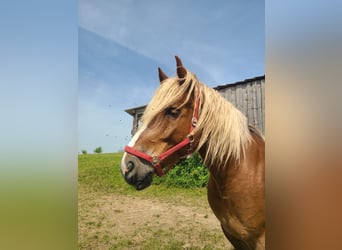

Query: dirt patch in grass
[78,186,233,249]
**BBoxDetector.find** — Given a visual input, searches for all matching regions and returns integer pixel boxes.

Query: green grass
[78,153,231,250]
[78,152,207,205]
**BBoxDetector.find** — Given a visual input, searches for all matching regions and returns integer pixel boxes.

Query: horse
[121,56,265,250]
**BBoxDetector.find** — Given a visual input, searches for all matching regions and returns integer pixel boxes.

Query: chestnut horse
[121,56,265,250]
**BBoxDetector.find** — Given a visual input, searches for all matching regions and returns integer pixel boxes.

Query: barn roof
[125,104,147,116]
[214,75,265,90]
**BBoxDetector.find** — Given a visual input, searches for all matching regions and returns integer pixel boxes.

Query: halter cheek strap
[124,88,200,177]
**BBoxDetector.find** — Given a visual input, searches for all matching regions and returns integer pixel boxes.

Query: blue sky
[78,0,265,153]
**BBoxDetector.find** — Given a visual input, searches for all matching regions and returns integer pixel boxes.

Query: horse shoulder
[207,132,265,244]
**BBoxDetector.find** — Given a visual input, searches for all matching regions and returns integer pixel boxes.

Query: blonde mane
[142,69,252,167]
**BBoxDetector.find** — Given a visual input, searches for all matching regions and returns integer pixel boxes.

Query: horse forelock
[141,69,196,127]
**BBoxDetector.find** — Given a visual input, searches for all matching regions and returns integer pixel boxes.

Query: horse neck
[198,144,237,174]
[198,144,234,199]
[198,128,264,182]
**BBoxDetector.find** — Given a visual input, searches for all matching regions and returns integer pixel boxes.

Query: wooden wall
[214,76,265,134]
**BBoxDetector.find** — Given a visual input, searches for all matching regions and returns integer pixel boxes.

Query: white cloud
[79,0,264,83]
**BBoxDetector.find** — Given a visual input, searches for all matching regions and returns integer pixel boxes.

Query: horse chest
[207,174,251,238]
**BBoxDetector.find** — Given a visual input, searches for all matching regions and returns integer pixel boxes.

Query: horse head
[121,56,200,190]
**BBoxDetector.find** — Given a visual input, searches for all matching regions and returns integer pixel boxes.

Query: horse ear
[158,67,168,84]
[175,56,187,84]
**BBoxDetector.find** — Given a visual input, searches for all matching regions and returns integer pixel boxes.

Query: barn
[125,75,265,136]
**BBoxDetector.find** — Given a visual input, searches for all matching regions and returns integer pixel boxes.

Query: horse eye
[165,107,180,117]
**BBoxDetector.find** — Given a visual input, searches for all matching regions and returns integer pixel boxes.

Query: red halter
[124,88,201,177]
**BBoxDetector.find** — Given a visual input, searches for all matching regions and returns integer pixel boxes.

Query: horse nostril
[127,161,135,172]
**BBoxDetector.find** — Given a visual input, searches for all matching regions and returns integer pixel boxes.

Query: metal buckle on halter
[187,134,194,142]
[187,134,195,154]
[152,156,160,166]
[191,117,197,127]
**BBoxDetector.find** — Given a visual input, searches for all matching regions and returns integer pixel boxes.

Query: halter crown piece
[124,88,201,177]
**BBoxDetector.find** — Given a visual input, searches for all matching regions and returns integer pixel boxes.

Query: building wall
[125,106,146,136]
[215,76,265,134]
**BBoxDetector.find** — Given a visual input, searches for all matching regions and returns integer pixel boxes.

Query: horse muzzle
[121,153,154,190]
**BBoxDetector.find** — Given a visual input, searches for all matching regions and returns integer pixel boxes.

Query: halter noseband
[124,88,200,177]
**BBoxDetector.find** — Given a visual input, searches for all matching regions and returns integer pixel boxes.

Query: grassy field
[78,153,231,249]
[78,153,208,205]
